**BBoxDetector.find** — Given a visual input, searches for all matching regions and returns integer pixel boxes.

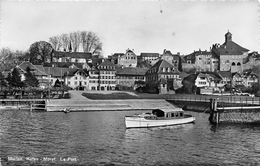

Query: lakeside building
[195,73,223,88]
[211,31,249,73]
[145,59,182,93]
[97,59,116,90]
[64,68,89,90]
[44,67,73,87]
[232,70,258,88]
[217,71,232,85]
[116,67,147,90]
[17,61,49,89]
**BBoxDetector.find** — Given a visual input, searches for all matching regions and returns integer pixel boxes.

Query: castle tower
[225,31,232,42]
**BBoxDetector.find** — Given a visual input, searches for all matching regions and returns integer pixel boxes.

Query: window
[75,81,77,85]
[171,113,175,117]
[68,81,70,85]
[75,77,77,80]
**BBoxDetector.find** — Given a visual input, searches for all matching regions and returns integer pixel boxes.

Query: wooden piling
[209,98,219,125]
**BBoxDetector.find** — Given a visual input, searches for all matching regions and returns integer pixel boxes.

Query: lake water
[0,109,260,165]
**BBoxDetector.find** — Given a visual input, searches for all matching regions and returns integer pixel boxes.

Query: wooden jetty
[0,99,46,111]
[209,98,260,124]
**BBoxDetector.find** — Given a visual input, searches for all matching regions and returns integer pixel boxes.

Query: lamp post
[48,67,50,100]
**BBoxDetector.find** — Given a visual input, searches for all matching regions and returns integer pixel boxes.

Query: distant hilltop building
[118,48,137,67]
[211,31,249,73]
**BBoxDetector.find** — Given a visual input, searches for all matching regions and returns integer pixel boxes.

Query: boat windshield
[152,109,165,117]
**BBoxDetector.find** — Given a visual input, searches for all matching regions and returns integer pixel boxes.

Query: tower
[225,31,232,42]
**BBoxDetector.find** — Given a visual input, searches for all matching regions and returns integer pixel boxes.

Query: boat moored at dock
[125,108,195,129]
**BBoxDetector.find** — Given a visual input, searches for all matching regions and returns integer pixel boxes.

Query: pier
[0,98,46,111]
[46,99,177,112]
[208,98,260,124]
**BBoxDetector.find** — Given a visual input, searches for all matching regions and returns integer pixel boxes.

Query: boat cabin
[151,108,184,119]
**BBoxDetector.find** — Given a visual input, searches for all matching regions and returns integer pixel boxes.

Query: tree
[23,67,39,87]
[29,41,53,64]
[0,72,7,88]
[69,31,81,52]
[6,72,12,87]
[60,34,70,51]
[49,31,103,56]
[177,73,197,94]
[0,48,22,71]
[54,79,61,87]
[49,36,61,51]
[80,31,102,55]
[11,68,23,88]
[178,57,183,72]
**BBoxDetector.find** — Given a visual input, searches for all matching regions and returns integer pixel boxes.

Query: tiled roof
[126,49,134,54]
[137,60,152,69]
[116,67,148,76]
[91,57,103,66]
[99,59,115,67]
[149,59,180,74]
[179,72,189,79]
[217,40,249,55]
[44,67,76,77]
[48,62,83,68]
[140,53,160,57]
[112,53,124,59]
[208,73,222,81]
[218,71,232,78]
[53,51,92,59]
[18,61,47,76]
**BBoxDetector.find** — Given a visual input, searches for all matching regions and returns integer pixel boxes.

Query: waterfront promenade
[46,90,176,112]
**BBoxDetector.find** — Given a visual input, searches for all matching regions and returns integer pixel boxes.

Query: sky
[1,0,259,57]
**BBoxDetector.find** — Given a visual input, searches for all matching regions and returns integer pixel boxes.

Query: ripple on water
[1,110,260,165]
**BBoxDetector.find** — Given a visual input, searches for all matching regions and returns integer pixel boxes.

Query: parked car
[236,92,254,97]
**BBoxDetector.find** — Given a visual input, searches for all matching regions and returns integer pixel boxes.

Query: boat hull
[125,115,195,129]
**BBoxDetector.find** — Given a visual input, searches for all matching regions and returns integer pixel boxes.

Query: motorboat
[125,108,195,129]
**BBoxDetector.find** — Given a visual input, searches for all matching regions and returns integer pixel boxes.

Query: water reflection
[0,110,260,165]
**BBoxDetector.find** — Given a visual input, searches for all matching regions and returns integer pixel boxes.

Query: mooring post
[209,98,219,124]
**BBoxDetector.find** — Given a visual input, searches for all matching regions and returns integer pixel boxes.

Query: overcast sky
[1,0,259,56]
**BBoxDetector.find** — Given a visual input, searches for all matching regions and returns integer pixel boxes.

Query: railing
[165,95,260,105]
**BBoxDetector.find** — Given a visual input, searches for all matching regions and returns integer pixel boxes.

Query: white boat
[125,108,195,129]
